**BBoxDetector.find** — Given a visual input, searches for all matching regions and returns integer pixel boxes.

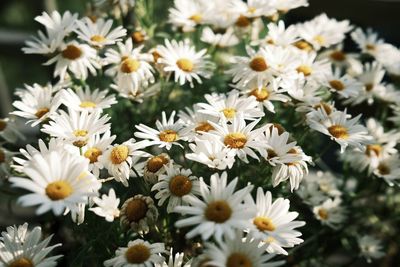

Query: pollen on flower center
[249,88,269,101]
[132,31,146,44]
[314,102,332,115]
[189,13,202,23]
[205,200,232,223]
[253,216,276,231]
[329,80,345,91]
[73,129,88,137]
[227,253,252,267]
[235,15,251,27]
[318,208,329,220]
[110,145,129,164]
[8,257,34,267]
[121,58,141,73]
[297,65,312,76]
[90,34,106,42]
[294,40,312,52]
[80,101,97,108]
[45,181,73,200]
[195,121,215,133]
[62,45,82,60]
[126,199,148,222]
[84,147,102,163]
[125,244,150,264]
[365,83,374,92]
[147,155,169,173]
[169,175,193,197]
[366,44,376,51]
[314,35,325,45]
[366,144,382,157]
[159,130,179,142]
[328,125,349,139]
[0,119,6,131]
[176,58,194,72]
[35,107,49,118]
[330,51,346,61]
[224,133,247,149]
[249,56,268,72]
[377,163,390,175]
[221,108,236,119]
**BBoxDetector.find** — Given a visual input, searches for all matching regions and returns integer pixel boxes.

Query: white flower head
[90,188,120,222]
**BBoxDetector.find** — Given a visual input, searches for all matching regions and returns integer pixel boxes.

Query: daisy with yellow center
[135,111,186,150]
[175,172,256,242]
[99,138,149,187]
[313,198,346,229]
[0,223,62,267]
[152,162,200,213]
[295,51,330,82]
[75,17,126,47]
[143,153,171,184]
[373,156,400,186]
[61,87,117,112]
[104,239,165,267]
[248,188,305,255]
[324,68,363,98]
[168,0,209,32]
[307,108,371,153]
[10,148,101,216]
[156,39,213,88]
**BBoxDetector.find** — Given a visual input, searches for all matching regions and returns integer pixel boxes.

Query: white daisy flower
[11,83,63,126]
[99,138,148,186]
[204,231,284,267]
[104,239,165,267]
[0,223,62,267]
[272,0,308,12]
[228,0,276,19]
[118,82,161,103]
[174,172,256,242]
[255,21,300,47]
[323,68,363,98]
[155,249,191,267]
[75,17,127,47]
[143,153,171,184]
[134,111,186,150]
[200,27,239,48]
[358,235,385,263]
[45,41,100,80]
[295,51,331,83]
[248,188,305,255]
[318,45,362,74]
[313,198,346,229]
[197,90,264,122]
[157,39,213,88]
[22,29,64,55]
[307,108,371,153]
[168,0,210,32]
[351,28,392,58]
[41,109,111,148]
[83,131,116,177]
[34,10,78,36]
[207,114,266,162]
[186,134,236,170]
[373,155,400,186]
[152,162,201,213]
[89,188,120,222]
[105,38,155,95]
[60,87,116,112]
[10,148,101,216]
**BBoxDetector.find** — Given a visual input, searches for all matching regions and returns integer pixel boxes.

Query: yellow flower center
[330,51,346,61]
[235,15,251,27]
[45,181,73,200]
[110,145,129,164]
[125,244,151,264]
[253,216,276,231]
[0,119,6,131]
[294,40,312,52]
[266,149,278,159]
[169,175,193,197]
[318,208,329,220]
[132,31,146,44]
[313,35,325,45]
[35,107,49,118]
[80,101,97,108]
[329,80,345,91]
[313,102,332,115]
[205,200,232,223]
[249,56,268,72]
[0,149,5,163]
[366,44,375,51]
[90,34,106,43]
[126,198,148,222]
[8,258,34,267]
[365,83,374,92]
[84,147,102,163]
[121,58,141,73]
[152,51,162,63]
[224,133,247,149]
[296,65,312,76]
[195,122,215,133]
[249,88,269,101]
[147,155,169,173]
[365,144,382,157]
[328,125,349,139]
[227,253,252,267]
[62,45,82,60]
[377,163,390,175]
[176,58,194,72]
[221,108,236,119]
[73,130,88,137]
[159,130,178,142]
[189,13,202,23]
